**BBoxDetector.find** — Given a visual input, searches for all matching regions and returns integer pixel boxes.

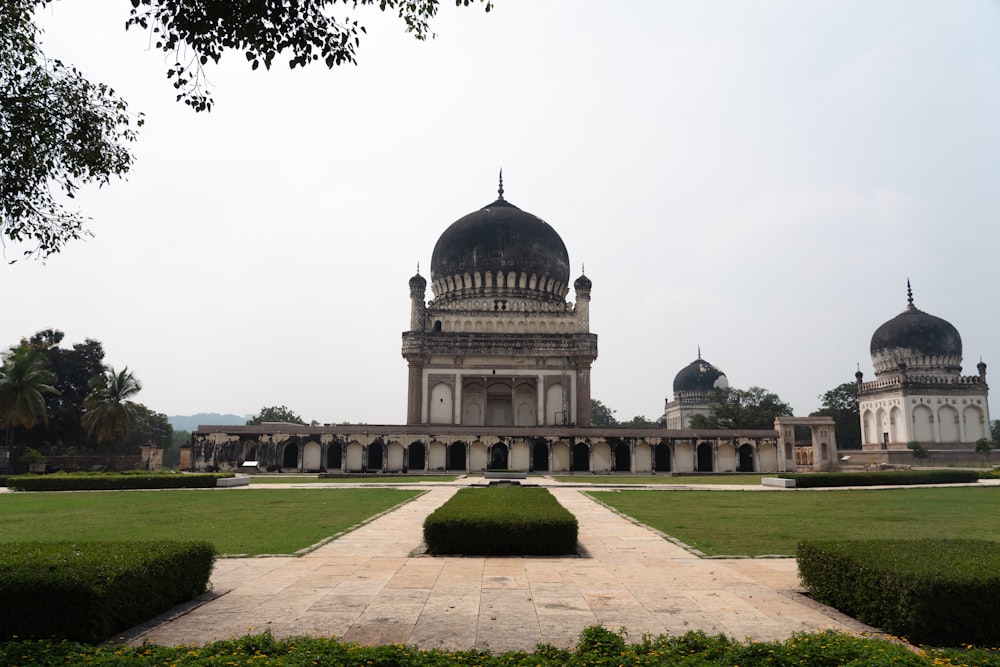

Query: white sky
[5,1,1000,425]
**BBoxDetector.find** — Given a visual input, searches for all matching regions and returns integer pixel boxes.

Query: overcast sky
[5,1,1000,426]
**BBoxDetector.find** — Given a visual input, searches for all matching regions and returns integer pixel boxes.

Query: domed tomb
[430,192,570,306]
[869,284,962,376]
[673,354,729,395]
[402,176,598,427]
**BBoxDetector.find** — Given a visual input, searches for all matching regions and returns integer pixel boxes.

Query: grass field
[249,475,459,484]
[0,488,421,556]
[551,474,764,485]
[589,486,1000,556]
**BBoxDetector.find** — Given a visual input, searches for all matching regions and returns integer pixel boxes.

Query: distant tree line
[0,329,173,471]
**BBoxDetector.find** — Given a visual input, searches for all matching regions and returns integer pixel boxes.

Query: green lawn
[589,486,1000,556]
[552,474,764,485]
[0,488,421,556]
[249,475,459,484]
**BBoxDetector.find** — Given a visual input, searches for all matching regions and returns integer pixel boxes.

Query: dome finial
[498,168,504,200]
[697,345,702,360]
[906,279,914,309]
[416,262,420,275]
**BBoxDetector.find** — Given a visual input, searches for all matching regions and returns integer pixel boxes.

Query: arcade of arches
[187,422,837,474]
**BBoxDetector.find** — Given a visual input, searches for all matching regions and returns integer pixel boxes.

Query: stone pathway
[123,484,865,652]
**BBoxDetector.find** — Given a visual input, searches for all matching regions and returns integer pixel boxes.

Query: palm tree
[82,366,142,459]
[0,344,59,472]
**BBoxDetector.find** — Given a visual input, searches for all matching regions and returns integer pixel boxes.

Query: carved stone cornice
[402,332,598,358]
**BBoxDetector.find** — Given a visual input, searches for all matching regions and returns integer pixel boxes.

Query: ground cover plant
[5,472,231,491]
[0,488,421,555]
[780,469,979,487]
[551,474,764,485]
[0,541,213,643]
[424,486,577,555]
[799,539,1000,646]
[588,486,1000,556]
[4,626,1000,666]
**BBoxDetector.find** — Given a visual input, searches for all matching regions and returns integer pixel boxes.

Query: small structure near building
[774,416,838,472]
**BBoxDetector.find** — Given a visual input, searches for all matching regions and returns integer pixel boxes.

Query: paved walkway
[122,482,868,652]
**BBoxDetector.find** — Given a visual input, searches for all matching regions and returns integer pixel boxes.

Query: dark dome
[409,272,427,290]
[673,357,729,394]
[870,305,962,363]
[430,197,570,303]
[574,273,592,291]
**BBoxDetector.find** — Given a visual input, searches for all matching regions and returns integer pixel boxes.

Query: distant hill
[168,413,249,432]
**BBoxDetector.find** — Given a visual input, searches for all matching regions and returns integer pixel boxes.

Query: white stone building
[857,283,990,461]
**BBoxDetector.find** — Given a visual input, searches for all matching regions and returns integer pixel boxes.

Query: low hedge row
[797,538,1000,646]
[5,473,233,491]
[0,540,215,643]
[424,487,578,555]
[780,469,978,487]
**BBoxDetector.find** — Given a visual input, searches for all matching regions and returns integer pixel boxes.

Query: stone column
[537,374,545,425]
[406,360,424,424]
[576,361,592,426]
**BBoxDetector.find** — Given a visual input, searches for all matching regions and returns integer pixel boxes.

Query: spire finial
[581,263,585,275]
[416,262,420,276]
[498,168,504,200]
[697,345,702,360]
[906,279,914,308]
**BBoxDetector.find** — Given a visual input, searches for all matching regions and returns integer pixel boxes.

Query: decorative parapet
[860,374,986,393]
[427,297,576,313]
[402,332,598,358]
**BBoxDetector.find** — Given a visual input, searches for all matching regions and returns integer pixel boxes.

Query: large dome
[673,355,729,394]
[870,285,962,375]
[430,193,570,305]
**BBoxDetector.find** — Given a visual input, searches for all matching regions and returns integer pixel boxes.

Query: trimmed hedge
[424,487,578,555]
[798,539,1000,646]
[0,540,215,643]
[6,472,233,491]
[780,469,978,487]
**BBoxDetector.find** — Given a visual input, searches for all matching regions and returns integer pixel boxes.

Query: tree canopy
[590,399,618,427]
[687,386,793,430]
[2,0,492,259]
[247,405,306,426]
[810,381,861,449]
[82,366,143,445]
[1,0,140,260]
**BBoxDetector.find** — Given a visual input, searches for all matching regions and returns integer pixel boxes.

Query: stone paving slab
[123,484,866,651]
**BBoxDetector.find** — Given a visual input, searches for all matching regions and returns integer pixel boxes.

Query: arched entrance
[696,442,713,472]
[653,443,671,472]
[448,442,467,470]
[408,442,426,470]
[738,444,755,472]
[571,443,589,472]
[302,442,322,471]
[531,441,549,471]
[326,442,342,469]
[489,443,508,470]
[613,442,631,472]
[367,441,384,470]
[282,443,299,470]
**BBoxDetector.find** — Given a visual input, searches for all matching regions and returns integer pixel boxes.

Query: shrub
[6,472,232,491]
[424,487,578,555]
[0,540,215,643]
[798,539,1000,646]
[780,469,978,487]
